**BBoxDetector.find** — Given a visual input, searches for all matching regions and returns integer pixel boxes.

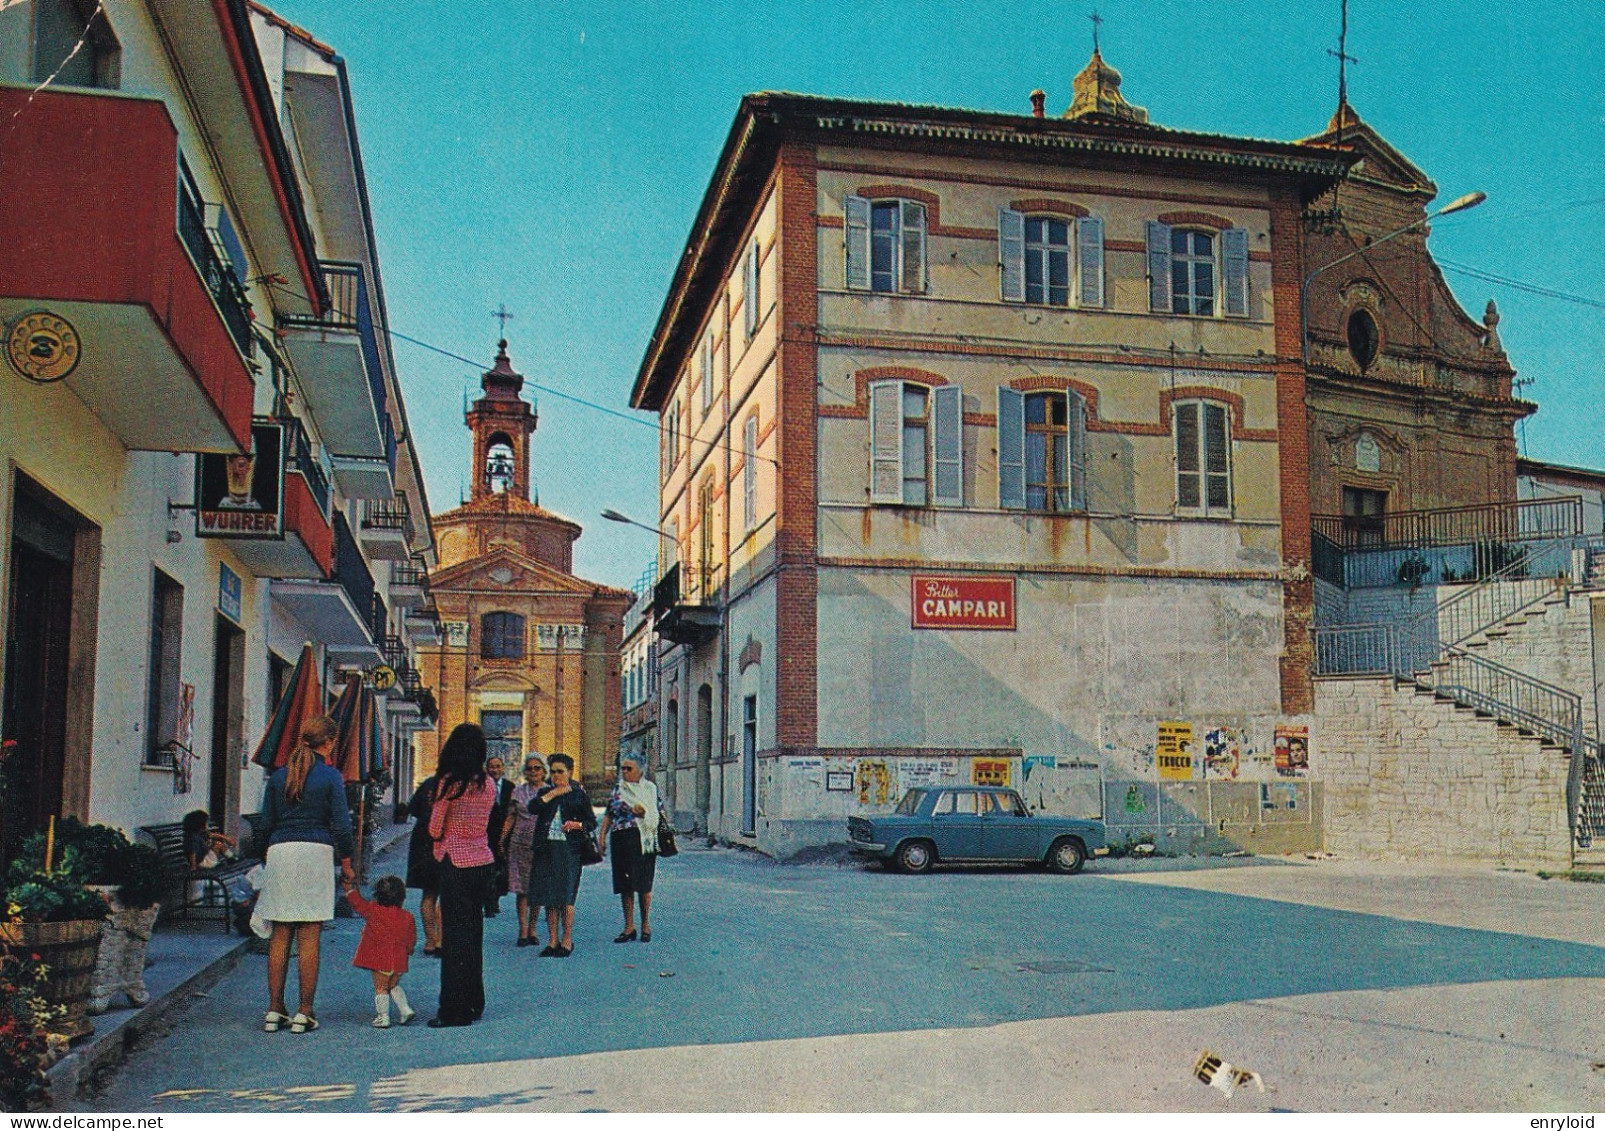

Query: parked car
[847,786,1109,874]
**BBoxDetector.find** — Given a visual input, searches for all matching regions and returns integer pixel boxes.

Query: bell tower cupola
[466,339,538,502]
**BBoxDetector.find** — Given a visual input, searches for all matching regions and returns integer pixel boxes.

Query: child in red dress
[340,874,417,1028]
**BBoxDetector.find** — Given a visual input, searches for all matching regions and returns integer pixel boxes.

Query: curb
[49,934,252,1102]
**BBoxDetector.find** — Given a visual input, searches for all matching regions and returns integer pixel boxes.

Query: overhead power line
[1437,259,1605,311]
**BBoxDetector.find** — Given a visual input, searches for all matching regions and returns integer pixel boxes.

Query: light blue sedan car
[847,786,1109,874]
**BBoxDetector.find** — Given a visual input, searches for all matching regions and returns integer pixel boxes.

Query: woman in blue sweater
[257,715,355,1034]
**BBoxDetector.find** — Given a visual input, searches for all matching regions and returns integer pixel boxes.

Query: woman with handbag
[526,753,595,957]
[426,724,497,1027]
[595,753,665,943]
[404,773,442,956]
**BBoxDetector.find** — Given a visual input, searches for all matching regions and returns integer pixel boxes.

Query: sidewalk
[48,818,416,1100]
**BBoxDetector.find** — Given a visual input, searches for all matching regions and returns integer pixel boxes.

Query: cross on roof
[492,304,515,337]
[1089,9,1102,52]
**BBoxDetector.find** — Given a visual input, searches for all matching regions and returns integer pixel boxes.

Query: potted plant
[0,858,108,1042]
[6,820,170,1015]
[0,951,60,1111]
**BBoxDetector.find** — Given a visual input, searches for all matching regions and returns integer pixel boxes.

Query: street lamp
[1300,191,1485,366]
[601,509,673,539]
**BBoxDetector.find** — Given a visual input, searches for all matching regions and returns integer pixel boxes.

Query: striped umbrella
[328,672,367,783]
[251,643,320,771]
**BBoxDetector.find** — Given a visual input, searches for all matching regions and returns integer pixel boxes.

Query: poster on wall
[856,760,893,806]
[1156,722,1194,780]
[1274,725,1310,777]
[196,421,285,538]
[971,759,1010,787]
[825,770,854,792]
[900,759,958,789]
[1203,726,1241,780]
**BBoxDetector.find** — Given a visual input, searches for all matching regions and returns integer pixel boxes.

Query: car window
[952,791,978,815]
[1001,792,1028,816]
[931,791,955,815]
[895,789,926,816]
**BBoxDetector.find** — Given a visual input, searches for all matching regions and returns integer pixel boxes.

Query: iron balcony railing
[391,563,428,590]
[283,415,330,516]
[1432,647,1583,755]
[370,592,389,648]
[177,188,254,361]
[1312,496,1582,551]
[362,496,414,544]
[332,512,376,640]
[280,260,389,428]
[382,635,407,672]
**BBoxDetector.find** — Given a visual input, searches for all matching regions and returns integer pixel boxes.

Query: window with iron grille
[480,612,525,660]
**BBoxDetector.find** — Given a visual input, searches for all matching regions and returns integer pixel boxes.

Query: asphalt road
[83,840,1605,1112]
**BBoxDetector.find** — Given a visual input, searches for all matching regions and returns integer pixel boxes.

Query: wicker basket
[0,919,106,1041]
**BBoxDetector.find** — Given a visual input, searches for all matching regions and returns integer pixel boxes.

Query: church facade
[413,343,630,790]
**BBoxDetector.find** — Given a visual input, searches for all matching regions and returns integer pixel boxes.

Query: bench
[139,818,263,933]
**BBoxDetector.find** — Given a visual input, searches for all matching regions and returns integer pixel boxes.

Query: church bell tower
[465,339,538,502]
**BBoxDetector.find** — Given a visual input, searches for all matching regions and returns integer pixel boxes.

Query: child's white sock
[372,993,391,1028]
[389,985,413,1023]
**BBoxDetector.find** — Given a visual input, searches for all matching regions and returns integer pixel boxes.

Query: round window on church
[1347,309,1380,371]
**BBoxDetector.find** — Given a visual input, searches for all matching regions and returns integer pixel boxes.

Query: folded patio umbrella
[250,642,320,771]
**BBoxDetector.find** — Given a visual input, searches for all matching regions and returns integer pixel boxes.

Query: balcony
[390,562,428,609]
[360,497,415,561]
[652,563,720,648]
[0,88,255,452]
[269,511,380,661]
[405,604,443,648]
[278,260,392,495]
[220,418,334,580]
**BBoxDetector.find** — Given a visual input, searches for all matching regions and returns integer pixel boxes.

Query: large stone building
[414,343,630,790]
[0,0,436,846]
[630,51,1604,863]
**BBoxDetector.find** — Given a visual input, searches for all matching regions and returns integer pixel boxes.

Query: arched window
[485,433,515,494]
[480,611,525,660]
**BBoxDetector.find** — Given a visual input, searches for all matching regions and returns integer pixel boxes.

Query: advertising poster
[856,760,893,807]
[196,421,285,538]
[1156,721,1194,780]
[1274,725,1310,777]
[971,759,1010,787]
[1203,726,1241,780]
[899,758,957,789]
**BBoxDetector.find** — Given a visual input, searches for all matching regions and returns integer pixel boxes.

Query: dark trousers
[437,861,492,1023]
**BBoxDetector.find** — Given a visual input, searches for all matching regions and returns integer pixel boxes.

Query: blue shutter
[1222,227,1249,317]
[931,384,963,506]
[899,200,926,294]
[999,208,1025,302]
[1146,221,1172,313]
[1077,216,1104,308]
[744,242,759,338]
[845,195,871,291]
[869,380,903,503]
[997,387,1025,510]
[1069,392,1087,510]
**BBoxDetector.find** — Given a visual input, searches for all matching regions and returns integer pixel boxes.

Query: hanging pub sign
[910,575,1015,630]
[196,420,284,539]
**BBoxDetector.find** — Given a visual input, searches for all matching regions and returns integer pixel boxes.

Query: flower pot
[86,888,159,1014]
[0,919,105,1041]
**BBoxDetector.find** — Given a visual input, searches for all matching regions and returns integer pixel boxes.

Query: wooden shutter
[744,242,759,338]
[998,207,1025,302]
[700,336,712,410]
[869,380,904,503]
[899,200,926,294]
[1204,402,1231,510]
[1146,221,1172,313]
[1222,227,1249,317]
[1068,392,1087,510]
[1077,216,1104,308]
[997,386,1026,510]
[743,416,758,528]
[1174,401,1201,510]
[845,195,871,291]
[931,384,963,507]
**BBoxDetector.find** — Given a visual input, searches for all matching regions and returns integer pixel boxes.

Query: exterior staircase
[1314,532,1600,863]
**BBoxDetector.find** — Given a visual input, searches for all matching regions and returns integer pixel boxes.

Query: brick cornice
[1157,210,1234,230]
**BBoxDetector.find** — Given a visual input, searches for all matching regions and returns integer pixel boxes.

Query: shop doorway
[209,616,245,834]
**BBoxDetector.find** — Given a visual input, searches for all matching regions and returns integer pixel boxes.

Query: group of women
[252,717,666,1031]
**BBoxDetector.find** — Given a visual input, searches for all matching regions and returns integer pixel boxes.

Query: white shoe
[250,912,271,939]
[263,1010,288,1032]
[289,1012,318,1034]
[371,1014,391,1028]
[395,1006,415,1025]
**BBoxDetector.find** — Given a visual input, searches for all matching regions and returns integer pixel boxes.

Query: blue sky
[268,0,1604,588]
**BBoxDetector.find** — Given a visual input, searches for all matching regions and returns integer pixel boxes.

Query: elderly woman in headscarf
[595,753,664,943]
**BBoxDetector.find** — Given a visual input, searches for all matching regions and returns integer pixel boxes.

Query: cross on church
[492,304,515,338]
[1089,9,1102,52]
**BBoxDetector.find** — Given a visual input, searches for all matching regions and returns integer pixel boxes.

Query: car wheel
[1047,837,1086,875]
[895,839,935,874]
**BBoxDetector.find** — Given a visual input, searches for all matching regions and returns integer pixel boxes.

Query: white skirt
[255,841,335,923]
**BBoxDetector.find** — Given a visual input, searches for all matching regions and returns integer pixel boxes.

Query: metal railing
[1314,623,1394,676]
[1311,529,1345,588]
[362,496,414,544]
[370,592,389,648]
[1572,736,1605,850]
[281,261,388,426]
[177,189,254,360]
[283,416,330,516]
[1312,496,1583,551]
[391,563,427,590]
[1432,647,1583,754]
[332,512,376,640]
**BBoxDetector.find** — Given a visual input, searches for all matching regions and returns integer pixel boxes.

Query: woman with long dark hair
[257,715,353,1034]
[426,723,496,1027]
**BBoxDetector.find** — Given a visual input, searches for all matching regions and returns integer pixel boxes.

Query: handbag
[656,813,679,858]
[578,835,604,867]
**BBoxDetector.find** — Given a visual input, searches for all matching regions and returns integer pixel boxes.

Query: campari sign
[910,575,1015,631]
